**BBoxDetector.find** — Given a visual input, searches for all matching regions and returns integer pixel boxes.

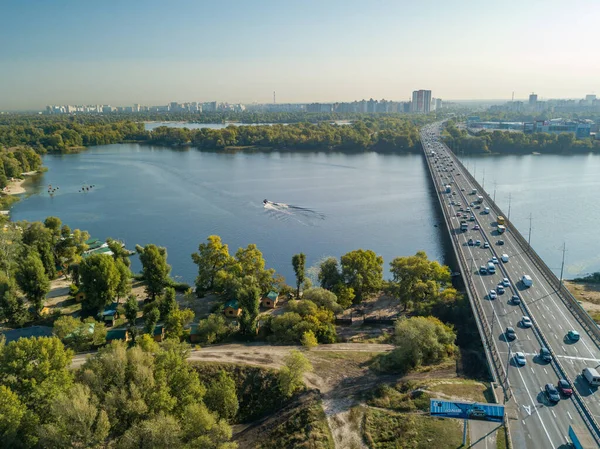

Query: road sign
[430,399,505,423]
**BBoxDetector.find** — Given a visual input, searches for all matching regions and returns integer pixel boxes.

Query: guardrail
[421,134,505,389]
[439,133,600,445]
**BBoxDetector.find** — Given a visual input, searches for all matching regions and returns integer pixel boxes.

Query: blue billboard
[430,399,505,423]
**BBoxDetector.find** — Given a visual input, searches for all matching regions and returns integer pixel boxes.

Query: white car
[521,316,532,328]
[489,290,497,300]
[502,278,510,287]
[491,257,499,264]
[514,352,526,366]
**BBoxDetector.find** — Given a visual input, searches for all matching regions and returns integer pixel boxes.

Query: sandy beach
[2,178,27,195]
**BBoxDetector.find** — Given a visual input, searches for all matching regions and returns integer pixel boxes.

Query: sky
[1,0,600,110]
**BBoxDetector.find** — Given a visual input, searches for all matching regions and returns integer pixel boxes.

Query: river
[10,144,444,284]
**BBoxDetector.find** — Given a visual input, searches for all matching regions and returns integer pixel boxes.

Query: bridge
[421,122,600,448]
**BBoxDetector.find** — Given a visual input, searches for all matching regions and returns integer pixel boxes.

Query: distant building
[202,101,217,113]
[529,93,538,108]
[412,90,432,113]
[435,98,443,110]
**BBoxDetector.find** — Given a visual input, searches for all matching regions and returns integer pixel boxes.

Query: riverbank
[0,171,40,216]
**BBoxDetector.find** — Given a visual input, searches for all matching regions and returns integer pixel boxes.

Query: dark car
[545,383,560,403]
[505,327,516,341]
[479,266,487,274]
[540,347,552,363]
[511,295,521,305]
[557,379,573,397]
[497,240,505,246]
[468,238,474,246]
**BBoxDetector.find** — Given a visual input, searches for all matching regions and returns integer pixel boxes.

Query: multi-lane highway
[421,122,600,448]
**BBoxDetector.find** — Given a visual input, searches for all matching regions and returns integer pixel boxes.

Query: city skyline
[2,0,600,110]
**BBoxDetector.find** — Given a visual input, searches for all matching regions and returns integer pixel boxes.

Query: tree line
[0,147,43,189]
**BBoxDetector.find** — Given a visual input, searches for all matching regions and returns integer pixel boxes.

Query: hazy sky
[2,0,599,110]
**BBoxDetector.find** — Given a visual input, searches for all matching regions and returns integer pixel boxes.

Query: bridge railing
[440,135,600,444]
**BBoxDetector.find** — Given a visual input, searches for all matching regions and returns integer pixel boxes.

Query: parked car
[505,327,516,341]
[489,290,497,300]
[540,347,552,362]
[521,316,532,328]
[545,383,560,403]
[567,330,580,342]
[511,295,521,305]
[514,352,526,366]
[557,379,573,397]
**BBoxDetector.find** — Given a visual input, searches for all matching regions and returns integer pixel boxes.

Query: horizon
[2,0,599,110]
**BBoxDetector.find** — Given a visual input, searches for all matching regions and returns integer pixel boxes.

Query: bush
[167,279,192,292]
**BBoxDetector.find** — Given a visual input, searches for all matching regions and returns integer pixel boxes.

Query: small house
[153,324,165,342]
[75,291,86,302]
[106,328,131,344]
[261,291,279,309]
[101,302,120,327]
[189,324,201,343]
[223,299,242,317]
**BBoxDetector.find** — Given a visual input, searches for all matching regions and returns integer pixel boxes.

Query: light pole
[527,213,533,248]
[482,168,485,190]
[493,181,497,202]
[559,242,567,287]
[507,193,512,222]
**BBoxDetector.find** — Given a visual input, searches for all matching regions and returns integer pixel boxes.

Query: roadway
[421,123,600,449]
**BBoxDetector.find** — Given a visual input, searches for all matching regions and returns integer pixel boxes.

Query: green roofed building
[261,291,279,309]
[223,299,241,317]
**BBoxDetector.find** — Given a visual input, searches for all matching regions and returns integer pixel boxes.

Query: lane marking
[567,411,573,420]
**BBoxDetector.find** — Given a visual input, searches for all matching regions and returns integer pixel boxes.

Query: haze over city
[2,0,600,110]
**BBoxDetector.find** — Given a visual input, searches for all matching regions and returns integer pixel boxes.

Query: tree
[385,316,456,373]
[115,258,132,300]
[204,370,239,421]
[0,274,27,327]
[340,249,383,302]
[136,244,171,301]
[237,283,260,336]
[43,216,62,241]
[301,330,318,349]
[0,337,73,414]
[180,403,236,449]
[164,307,195,340]
[79,254,120,313]
[301,287,341,313]
[53,315,81,339]
[194,314,231,345]
[144,307,160,335]
[15,252,50,316]
[318,257,342,291]
[124,295,139,328]
[388,251,451,313]
[159,287,177,320]
[0,385,29,447]
[278,350,312,398]
[117,414,182,449]
[191,235,233,295]
[291,253,306,299]
[38,384,110,449]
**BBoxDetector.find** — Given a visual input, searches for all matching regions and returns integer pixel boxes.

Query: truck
[569,424,596,449]
[521,275,533,287]
[497,225,506,234]
[471,188,477,195]
[582,367,600,386]
[477,195,484,204]
[445,185,452,193]
[460,221,468,232]
[497,216,505,225]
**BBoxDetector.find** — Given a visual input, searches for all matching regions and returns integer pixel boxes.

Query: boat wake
[263,199,326,223]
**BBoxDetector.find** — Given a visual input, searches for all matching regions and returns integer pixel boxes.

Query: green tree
[0,274,27,327]
[38,384,110,449]
[164,307,195,340]
[278,350,312,398]
[301,287,341,313]
[115,258,132,301]
[144,307,160,335]
[43,216,62,241]
[301,330,318,349]
[53,315,81,339]
[117,414,182,449]
[159,286,177,320]
[340,249,383,302]
[79,253,120,313]
[180,403,237,449]
[0,385,29,447]
[291,253,306,299]
[124,295,139,327]
[237,283,260,336]
[191,235,233,295]
[0,337,73,414]
[204,370,239,421]
[15,252,50,316]
[136,244,171,301]
[318,257,342,291]
[194,314,231,345]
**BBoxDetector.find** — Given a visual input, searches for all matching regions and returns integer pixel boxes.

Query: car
[514,352,526,366]
[491,257,499,264]
[456,212,461,217]
[497,240,504,245]
[505,327,516,341]
[511,295,521,304]
[469,215,475,221]
[545,383,560,403]
[502,278,510,287]
[466,208,471,213]
[497,285,505,294]
[568,330,580,342]
[468,238,474,246]
[489,290,497,300]
[521,316,532,328]
[473,225,480,230]
[540,347,552,362]
[457,173,461,175]
[483,242,489,248]
[479,266,487,274]
[475,205,481,209]
[461,188,465,191]
[451,201,455,205]
[475,240,481,246]
[470,202,475,207]
[557,379,573,397]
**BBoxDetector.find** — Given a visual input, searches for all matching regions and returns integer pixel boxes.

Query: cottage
[101,302,119,327]
[153,324,165,342]
[261,291,279,309]
[106,328,131,344]
[75,291,86,302]
[223,299,242,317]
[189,324,200,343]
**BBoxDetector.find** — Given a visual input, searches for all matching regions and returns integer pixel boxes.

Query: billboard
[430,399,505,423]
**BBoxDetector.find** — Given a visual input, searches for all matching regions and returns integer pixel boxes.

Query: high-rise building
[411,90,432,113]
[529,93,538,107]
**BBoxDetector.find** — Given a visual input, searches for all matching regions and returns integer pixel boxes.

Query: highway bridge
[421,122,600,448]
